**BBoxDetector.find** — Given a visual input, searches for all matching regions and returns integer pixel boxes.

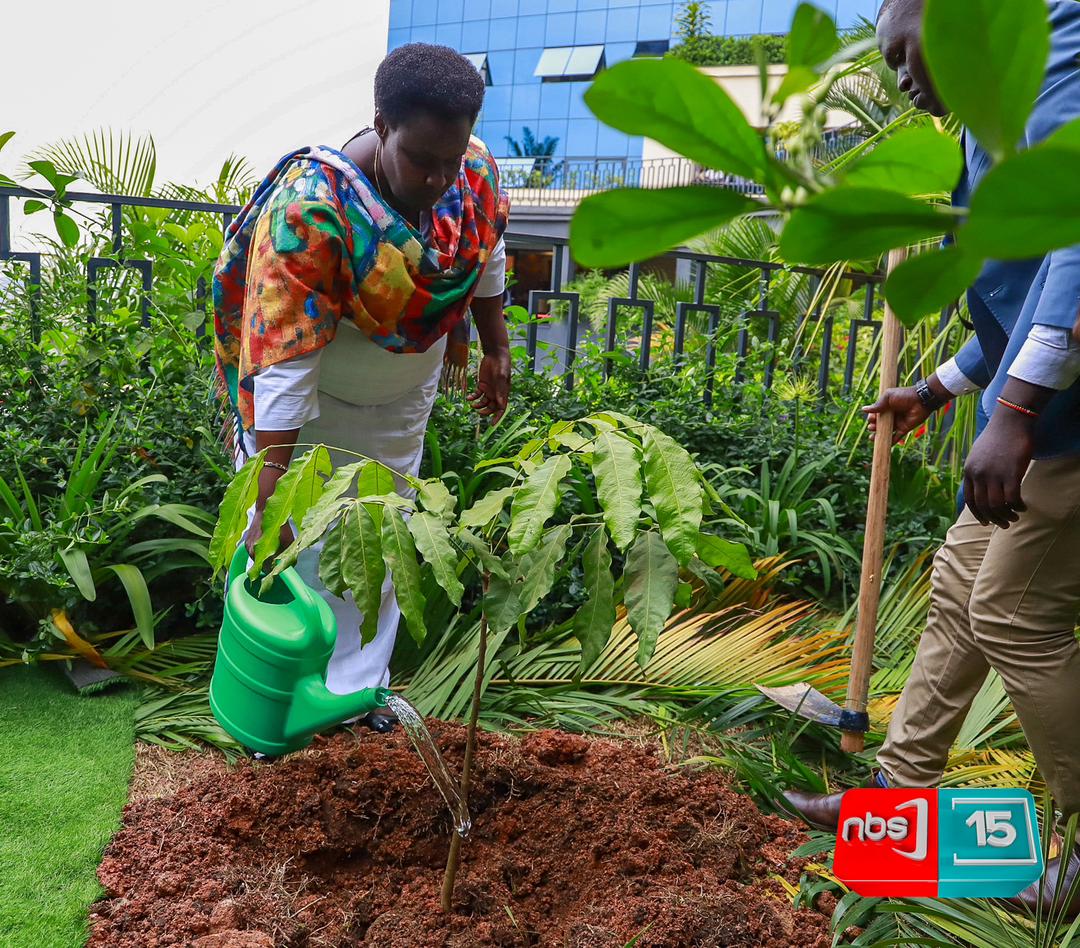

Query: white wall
[2,0,391,190]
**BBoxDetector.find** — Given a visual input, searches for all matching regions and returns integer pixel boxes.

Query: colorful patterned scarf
[213,137,509,432]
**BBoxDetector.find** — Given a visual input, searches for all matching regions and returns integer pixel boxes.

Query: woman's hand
[244,508,296,563]
[862,387,935,443]
[468,349,510,423]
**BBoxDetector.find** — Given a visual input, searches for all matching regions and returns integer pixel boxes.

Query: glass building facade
[387,0,880,161]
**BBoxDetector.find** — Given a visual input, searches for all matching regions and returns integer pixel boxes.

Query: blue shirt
[951,0,1080,458]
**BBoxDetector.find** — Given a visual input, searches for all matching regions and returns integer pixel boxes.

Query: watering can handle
[227,545,321,613]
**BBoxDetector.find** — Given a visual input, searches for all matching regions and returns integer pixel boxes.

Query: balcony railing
[499,130,868,207]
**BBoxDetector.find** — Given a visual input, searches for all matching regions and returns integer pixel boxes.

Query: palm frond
[27,129,157,196]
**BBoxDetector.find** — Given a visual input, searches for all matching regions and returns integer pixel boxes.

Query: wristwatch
[915,377,946,411]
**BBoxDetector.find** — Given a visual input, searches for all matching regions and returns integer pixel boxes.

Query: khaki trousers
[876,456,1080,816]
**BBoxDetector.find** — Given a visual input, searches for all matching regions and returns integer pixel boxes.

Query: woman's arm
[470,293,511,423]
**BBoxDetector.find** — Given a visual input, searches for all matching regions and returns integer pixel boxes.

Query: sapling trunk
[440,572,489,912]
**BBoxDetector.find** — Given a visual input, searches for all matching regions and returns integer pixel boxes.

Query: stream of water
[384,694,472,838]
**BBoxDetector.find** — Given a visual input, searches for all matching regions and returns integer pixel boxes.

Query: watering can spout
[284,679,392,742]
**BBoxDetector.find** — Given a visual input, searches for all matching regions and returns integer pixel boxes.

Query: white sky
[2,0,391,190]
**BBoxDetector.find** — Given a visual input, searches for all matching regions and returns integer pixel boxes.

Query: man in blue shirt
[783,0,1080,914]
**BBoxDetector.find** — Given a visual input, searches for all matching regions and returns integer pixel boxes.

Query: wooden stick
[841,247,908,754]
[440,573,489,912]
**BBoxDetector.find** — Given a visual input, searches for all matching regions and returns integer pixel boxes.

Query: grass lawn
[0,665,137,947]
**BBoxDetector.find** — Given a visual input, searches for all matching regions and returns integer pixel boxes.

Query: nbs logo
[834,789,1042,898]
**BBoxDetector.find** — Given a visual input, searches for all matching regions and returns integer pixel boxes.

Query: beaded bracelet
[263,460,289,473]
[996,396,1040,419]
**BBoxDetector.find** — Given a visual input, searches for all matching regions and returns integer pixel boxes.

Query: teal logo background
[937,789,1043,898]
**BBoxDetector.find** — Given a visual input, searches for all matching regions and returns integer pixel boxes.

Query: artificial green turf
[0,666,137,947]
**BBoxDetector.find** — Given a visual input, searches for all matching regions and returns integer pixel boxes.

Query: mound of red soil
[90,725,831,947]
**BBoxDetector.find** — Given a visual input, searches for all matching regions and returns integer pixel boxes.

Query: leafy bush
[668,33,787,68]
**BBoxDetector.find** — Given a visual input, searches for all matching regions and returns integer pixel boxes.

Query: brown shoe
[780,771,890,832]
[1006,850,1080,918]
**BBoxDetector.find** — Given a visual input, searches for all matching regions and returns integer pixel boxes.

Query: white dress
[236,239,505,694]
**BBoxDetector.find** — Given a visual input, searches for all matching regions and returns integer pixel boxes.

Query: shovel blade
[756,683,869,732]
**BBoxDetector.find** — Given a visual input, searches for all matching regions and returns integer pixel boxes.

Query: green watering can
[209,547,390,757]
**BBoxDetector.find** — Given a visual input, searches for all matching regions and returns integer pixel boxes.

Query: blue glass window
[605,40,637,65]
[638,3,674,40]
[514,48,543,82]
[389,0,412,29]
[488,16,517,49]
[411,24,437,43]
[568,81,593,119]
[436,21,463,48]
[566,119,599,156]
[540,81,572,119]
[462,19,490,48]
[412,1,437,26]
[545,12,576,46]
[836,0,876,27]
[547,0,578,10]
[540,120,568,155]
[725,0,762,34]
[596,123,631,157]
[511,83,541,121]
[437,0,464,22]
[486,48,514,84]
[516,14,545,47]
[480,121,512,154]
[607,0,641,7]
[388,27,411,50]
[462,0,490,17]
[761,0,799,33]
[575,9,606,44]
[490,0,518,17]
[604,11,638,41]
[702,1,727,32]
[518,0,545,13]
[482,84,512,120]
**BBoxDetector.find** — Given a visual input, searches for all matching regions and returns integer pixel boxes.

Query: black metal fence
[1,184,902,409]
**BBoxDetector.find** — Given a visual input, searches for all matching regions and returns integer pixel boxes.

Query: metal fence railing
[0,184,938,412]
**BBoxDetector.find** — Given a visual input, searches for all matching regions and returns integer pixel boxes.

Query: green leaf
[484,565,523,635]
[456,528,507,579]
[409,511,464,607]
[923,0,1050,161]
[517,523,572,615]
[964,144,1080,260]
[0,131,14,153]
[675,582,693,609]
[883,245,984,327]
[318,519,348,597]
[642,427,703,566]
[53,212,79,248]
[844,126,963,195]
[417,478,454,519]
[59,548,96,601]
[509,453,572,556]
[340,504,385,645]
[459,485,516,529]
[573,528,616,673]
[23,199,47,215]
[591,430,642,551]
[106,564,155,650]
[695,533,758,580]
[27,159,61,188]
[779,188,952,266]
[786,3,838,69]
[772,67,818,107]
[356,459,397,529]
[208,452,265,573]
[381,507,427,646]
[572,186,757,269]
[251,448,331,576]
[583,58,769,181]
[624,532,679,668]
[687,557,726,597]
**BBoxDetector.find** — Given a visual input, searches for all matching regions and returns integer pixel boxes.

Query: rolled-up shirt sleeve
[474,236,506,298]
[253,349,323,431]
[1008,323,1080,391]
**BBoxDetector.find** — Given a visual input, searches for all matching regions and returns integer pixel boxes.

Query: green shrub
[667,34,787,68]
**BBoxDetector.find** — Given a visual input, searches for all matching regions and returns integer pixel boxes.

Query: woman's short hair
[375,43,486,126]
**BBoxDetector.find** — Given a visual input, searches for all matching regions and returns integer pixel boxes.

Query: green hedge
[667,34,787,67]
